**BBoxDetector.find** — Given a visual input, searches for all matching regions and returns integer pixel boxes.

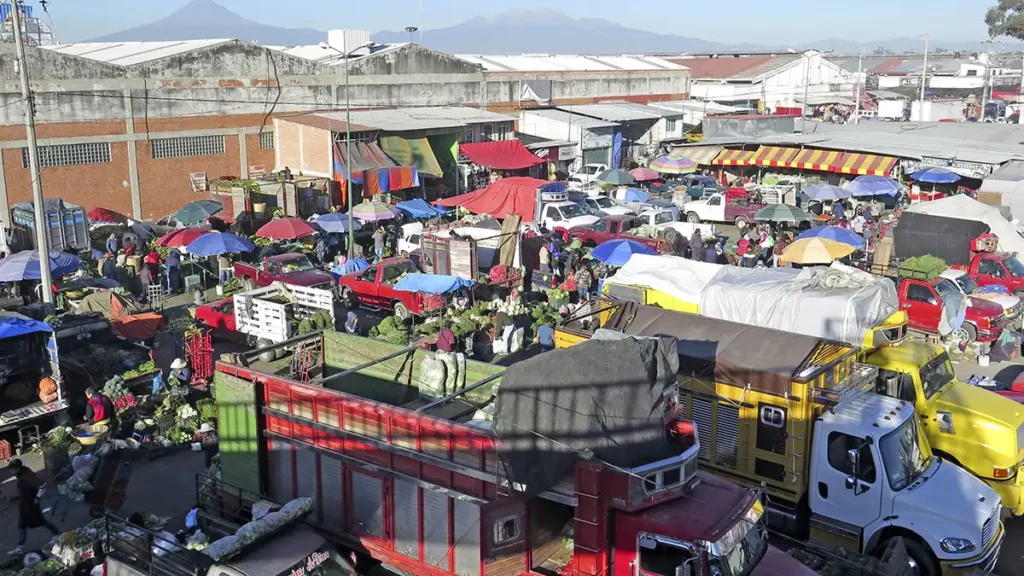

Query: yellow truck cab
[865,341,1024,515]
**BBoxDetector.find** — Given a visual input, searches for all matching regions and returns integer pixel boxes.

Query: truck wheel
[954,323,977,343]
[686,212,701,223]
[242,276,256,291]
[734,216,748,229]
[661,228,679,245]
[393,301,411,322]
[256,338,276,363]
[341,288,358,310]
[894,537,939,576]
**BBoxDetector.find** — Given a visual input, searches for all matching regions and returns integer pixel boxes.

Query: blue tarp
[396,199,447,219]
[331,258,370,280]
[0,250,81,281]
[0,312,51,340]
[394,273,475,295]
[623,188,650,202]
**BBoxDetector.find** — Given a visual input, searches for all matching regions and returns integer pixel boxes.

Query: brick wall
[136,133,243,219]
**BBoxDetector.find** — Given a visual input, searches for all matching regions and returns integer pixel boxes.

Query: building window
[23,142,111,169]
[259,131,275,150]
[492,517,521,544]
[151,135,226,159]
[967,69,978,77]
[666,119,678,133]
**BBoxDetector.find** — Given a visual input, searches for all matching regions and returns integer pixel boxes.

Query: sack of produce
[437,352,458,395]
[234,521,262,545]
[279,497,313,520]
[202,535,242,562]
[419,356,446,397]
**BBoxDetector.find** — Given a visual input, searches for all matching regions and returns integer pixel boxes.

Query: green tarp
[381,135,444,178]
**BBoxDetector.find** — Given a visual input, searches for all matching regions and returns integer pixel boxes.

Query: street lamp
[320,40,375,256]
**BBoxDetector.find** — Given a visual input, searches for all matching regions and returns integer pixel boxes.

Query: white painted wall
[877,99,906,119]
[910,99,966,121]
[690,52,856,109]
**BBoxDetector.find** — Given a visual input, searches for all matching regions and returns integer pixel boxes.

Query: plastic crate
[0,440,10,461]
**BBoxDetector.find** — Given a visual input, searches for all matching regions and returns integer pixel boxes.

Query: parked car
[897,275,1006,343]
[234,253,333,290]
[568,215,662,251]
[337,257,425,320]
[569,163,609,185]
[194,297,239,339]
[681,192,765,228]
[578,195,634,217]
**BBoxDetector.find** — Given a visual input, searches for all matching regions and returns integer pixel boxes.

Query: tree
[986,0,1024,40]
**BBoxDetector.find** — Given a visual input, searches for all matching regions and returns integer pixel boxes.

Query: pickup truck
[681,192,765,229]
[577,195,634,217]
[568,215,663,251]
[898,275,1007,343]
[539,198,600,231]
[337,257,424,320]
[636,208,716,242]
[234,253,332,290]
[568,162,609,185]
[939,268,1021,323]
[958,250,1024,297]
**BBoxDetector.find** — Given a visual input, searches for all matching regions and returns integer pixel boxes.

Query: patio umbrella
[781,237,855,264]
[623,188,650,202]
[311,213,361,234]
[754,204,812,223]
[845,175,900,197]
[0,250,81,281]
[155,227,210,248]
[185,232,255,256]
[649,155,697,175]
[352,202,399,223]
[256,217,317,240]
[173,200,223,225]
[909,167,961,184]
[590,239,658,266]
[596,169,635,186]
[629,167,661,181]
[802,184,852,201]
[130,223,156,240]
[796,225,865,248]
[87,207,127,224]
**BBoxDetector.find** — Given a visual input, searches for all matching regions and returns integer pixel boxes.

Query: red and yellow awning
[789,149,844,172]
[836,153,898,176]
[751,146,800,167]
[713,149,756,166]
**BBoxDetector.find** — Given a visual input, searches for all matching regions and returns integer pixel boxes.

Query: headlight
[940,538,976,554]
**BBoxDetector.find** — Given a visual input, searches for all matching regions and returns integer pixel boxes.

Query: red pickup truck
[958,251,1024,297]
[234,253,332,290]
[337,258,424,320]
[568,215,663,250]
[898,276,1007,343]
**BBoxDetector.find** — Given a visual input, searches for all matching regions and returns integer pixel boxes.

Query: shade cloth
[173,200,222,225]
[836,153,897,176]
[590,239,658,266]
[596,169,635,186]
[155,228,209,248]
[352,202,399,222]
[780,237,855,264]
[110,312,164,342]
[185,232,255,256]
[712,149,755,166]
[393,273,475,294]
[334,141,398,180]
[751,146,799,167]
[87,208,127,224]
[458,140,543,170]
[381,136,444,177]
[796,225,865,248]
[802,184,852,200]
[629,167,661,181]
[77,290,141,318]
[395,198,448,219]
[333,142,420,197]
[0,250,81,281]
[256,217,316,240]
[846,175,900,197]
[903,194,1024,257]
[668,145,722,165]
[605,254,721,305]
[910,167,961,184]
[788,149,843,171]
[311,213,360,234]
[623,188,650,202]
[0,312,51,340]
[434,177,547,222]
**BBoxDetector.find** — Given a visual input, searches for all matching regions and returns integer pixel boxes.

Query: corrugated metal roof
[265,43,407,66]
[555,103,666,122]
[667,56,780,80]
[521,108,619,129]
[286,106,515,133]
[649,100,745,114]
[42,40,231,65]
[453,53,685,72]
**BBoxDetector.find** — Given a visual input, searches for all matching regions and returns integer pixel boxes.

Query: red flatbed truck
[213,332,816,576]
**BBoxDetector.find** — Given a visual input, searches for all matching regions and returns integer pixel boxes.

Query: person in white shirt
[850,213,866,234]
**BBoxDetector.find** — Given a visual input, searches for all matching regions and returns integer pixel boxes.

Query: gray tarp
[699,263,898,346]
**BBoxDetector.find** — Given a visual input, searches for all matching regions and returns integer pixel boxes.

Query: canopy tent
[606,255,722,305]
[836,153,898,176]
[903,194,1024,257]
[380,136,444,178]
[667,145,722,165]
[395,198,448,219]
[788,149,843,171]
[0,250,81,281]
[434,177,547,222]
[393,273,475,295]
[0,312,51,340]
[712,149,755,166]
[458,140,543,170]
[333,143,420,197]
[751,146,799,168]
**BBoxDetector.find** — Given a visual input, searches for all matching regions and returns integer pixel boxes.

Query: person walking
[105,233,118,256]
[165,250,181,294]
[6,459,60,556]
[688,229,702,260]
[372,226,386,263]
[573,263,593,302]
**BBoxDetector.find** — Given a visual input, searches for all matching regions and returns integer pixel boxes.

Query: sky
[41,0,1001,44]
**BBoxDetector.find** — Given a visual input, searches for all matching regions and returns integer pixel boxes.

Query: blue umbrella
[845,175,900,197]
[590,239,658,266]
[185,232,255,256]
[803,184,852,200]
[623,188,650,202]
[174,200,223,225]
[395,199,447,219]
[910,167,961,184]
[796,225,865,248]
[0,250,81,281]
[312,213,361,234]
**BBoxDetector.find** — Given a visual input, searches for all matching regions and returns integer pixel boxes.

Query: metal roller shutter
[453,500,481,576]
[318,455,344,531]
[351,471,383,538]
[266,443,294,503]
[423,490,451,568]
[393,479,420,559]
[295,447,317,512]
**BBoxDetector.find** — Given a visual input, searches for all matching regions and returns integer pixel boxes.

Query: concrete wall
[692,54,854,109]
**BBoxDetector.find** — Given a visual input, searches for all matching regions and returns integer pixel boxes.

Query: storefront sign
[189,172,208,192]
[581,130,611,150]
[912,156,995,179]
[558,146,576,161]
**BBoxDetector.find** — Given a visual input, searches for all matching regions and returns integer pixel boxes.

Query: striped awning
[380,136,444,177]
[668,145,722,165]
[713,149,756,166]
[789,149,844,172]
[836,153,898,176]
[751,146,800,167]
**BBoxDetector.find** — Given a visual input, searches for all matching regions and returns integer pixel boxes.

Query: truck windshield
[933,278,960,301]
[559,204,587,219]
[279,255,315,272]
[595,197,614,208]
[919,353,954,399]
[951,273,979,294]
[879,417,934,492]
[1004,256,1024,278]
[709,503,767,576]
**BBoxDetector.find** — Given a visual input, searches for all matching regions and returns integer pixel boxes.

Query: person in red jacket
[84,387,113,425]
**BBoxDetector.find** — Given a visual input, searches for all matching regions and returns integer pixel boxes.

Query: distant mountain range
[86,0,1022,56]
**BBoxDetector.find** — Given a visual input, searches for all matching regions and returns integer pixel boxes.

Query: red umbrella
[88,207,128,224]
[155,227,210,248]
[630,167,661,182]
[256,217,316,240]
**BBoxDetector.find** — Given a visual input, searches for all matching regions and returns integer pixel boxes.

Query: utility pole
[853,53,863,124]
[918,34,929,120]
[10,0,52,303]
[1019,51,1024,124]
[802,53,810,117]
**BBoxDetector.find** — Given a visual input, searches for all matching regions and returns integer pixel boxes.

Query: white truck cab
[939,268,1021,317]
[637,208,716,240]
[582,195,634,217]
[809,392,1003,575]
[570,163,609,184]
[539,191,599,230]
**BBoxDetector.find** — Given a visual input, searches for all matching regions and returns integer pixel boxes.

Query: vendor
[84,387,114,426]
[436,322,456,353]
[169,358,191,387]
[344,312,359,335]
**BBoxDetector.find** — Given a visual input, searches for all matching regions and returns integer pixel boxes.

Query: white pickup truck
[234,281,336,360]
[539,190,599,230]
[569,163,609,185]
[636,208,716,242]
[681,192,766,229]
[579,195,634,217]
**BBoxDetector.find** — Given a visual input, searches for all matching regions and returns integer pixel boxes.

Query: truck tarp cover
[493,337,679,496]
[699,263,898,346]
[607,255,722,304]
[903,194,1024,257]
[894,212,989,266]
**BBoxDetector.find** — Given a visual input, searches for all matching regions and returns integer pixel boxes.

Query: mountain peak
[481,7,573,25]
[157,0,246,26]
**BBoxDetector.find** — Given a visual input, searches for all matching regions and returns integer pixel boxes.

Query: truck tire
[242,276,256,291]
[734,216,748,229]
[955,322,978,343]
[661,228,679,245]
[256,338,276,363]
[686,212,701,224]
[393,301,411,322]
[584,240,597,249]
[894,537,939,576]
[341,287,358,310]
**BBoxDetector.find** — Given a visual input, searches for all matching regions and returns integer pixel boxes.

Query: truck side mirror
[927,297,938,306]
[846,447,859,479]
[677,558,697,576]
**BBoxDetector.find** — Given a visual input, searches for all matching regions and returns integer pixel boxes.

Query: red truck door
[972,256,1010,290]
[376,262,407,308]
[584,220,612,246]
[348,265,381,307]
[902,281,942,332]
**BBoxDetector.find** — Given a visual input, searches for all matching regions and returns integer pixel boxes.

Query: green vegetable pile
[898,254,947,281]
[530,304,563,336]
[102,376,129,399]
[369,316,410,345]
[121,360,157,380]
